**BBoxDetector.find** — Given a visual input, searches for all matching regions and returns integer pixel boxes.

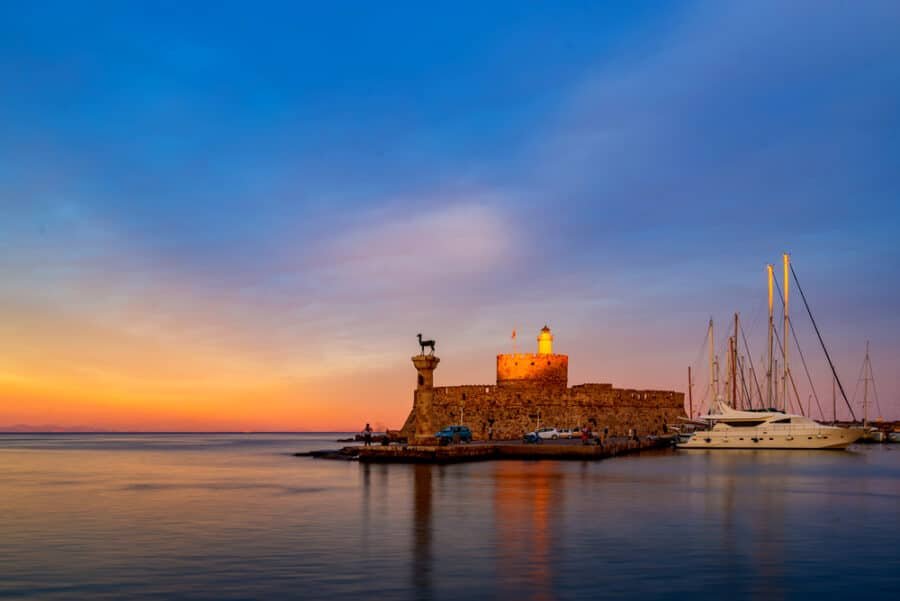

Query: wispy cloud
[320,201,513,292]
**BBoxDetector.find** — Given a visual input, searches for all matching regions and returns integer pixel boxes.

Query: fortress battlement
[400,326,685,441]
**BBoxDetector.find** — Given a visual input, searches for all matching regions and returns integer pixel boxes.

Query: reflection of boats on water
[678,399,863,449]
[679,254,864,450]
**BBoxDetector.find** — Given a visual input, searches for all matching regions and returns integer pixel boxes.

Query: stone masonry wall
[403,381,684,441]
[496,353,568,388]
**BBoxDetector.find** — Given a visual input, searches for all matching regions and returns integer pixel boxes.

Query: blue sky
[1,1,898,429]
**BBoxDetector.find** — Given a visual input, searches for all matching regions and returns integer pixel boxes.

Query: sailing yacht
[857,342,886,443]
[678,253,864,450]
[677,399,864,449]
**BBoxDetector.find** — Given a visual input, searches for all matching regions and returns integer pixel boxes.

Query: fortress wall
[414,383,684,441]
[496,353,568,388]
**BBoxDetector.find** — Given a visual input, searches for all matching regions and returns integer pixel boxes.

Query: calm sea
[1,433,898,600]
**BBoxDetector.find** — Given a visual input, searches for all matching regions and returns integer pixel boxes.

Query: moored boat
[860,428,885,443]
[679,253,867,450]
[677,400,863,449]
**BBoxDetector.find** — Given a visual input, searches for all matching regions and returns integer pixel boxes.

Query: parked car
[435,425,472,445]
[527,427,560,440]
[558,428,577,439]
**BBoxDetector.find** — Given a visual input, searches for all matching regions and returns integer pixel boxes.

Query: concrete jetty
[300,436,675,464]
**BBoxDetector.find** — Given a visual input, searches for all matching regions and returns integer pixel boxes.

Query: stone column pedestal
[412,354,440,443]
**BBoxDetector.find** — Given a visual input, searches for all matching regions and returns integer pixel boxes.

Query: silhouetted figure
[364,423,373,447]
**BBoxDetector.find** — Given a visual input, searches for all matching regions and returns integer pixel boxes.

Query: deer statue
[417,333,436,355]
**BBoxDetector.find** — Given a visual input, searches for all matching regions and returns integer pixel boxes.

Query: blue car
[435,425,473,445]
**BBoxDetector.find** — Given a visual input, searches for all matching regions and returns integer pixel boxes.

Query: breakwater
[300,436,675,464]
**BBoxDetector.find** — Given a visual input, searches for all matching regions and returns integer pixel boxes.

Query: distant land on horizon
[0,425,358,434]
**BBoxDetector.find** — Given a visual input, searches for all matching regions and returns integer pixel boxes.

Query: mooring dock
[298,436,674,464]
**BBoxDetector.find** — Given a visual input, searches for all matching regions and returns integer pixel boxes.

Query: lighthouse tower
[496,325,568,389]
[537,325,553,355]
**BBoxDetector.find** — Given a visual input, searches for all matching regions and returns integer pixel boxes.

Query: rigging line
[790,264,857,421]
[771,322,805,416]
[788,365,805,417]
[850,352,866,409]
[738,357,752,409]
[872,378,883,419]
[757,353,769,408]
[689,326,709,382]
[739,324,764,409]
[745,297,767,351]
[867,352,884,417]
[771,276,826,420]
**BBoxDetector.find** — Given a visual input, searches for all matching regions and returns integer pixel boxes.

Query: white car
[529,427,560,440]
[557,428,577,439]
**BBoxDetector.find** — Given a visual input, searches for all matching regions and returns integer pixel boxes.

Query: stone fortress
[400,326,685,442]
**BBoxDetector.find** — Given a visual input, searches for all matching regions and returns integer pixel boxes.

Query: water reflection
[0,435,898,600]
[493,461,562,601]
[412,465,433,600]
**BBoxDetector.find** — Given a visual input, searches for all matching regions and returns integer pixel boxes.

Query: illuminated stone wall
[496,353,568,389]
[400,380,685,441]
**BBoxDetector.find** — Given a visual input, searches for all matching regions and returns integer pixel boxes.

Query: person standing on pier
[363,423,373,447]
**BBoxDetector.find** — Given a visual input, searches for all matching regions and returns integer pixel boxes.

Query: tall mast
[863,340,870,428]
[832,375,836,425]
[782,253,790,412]
[726,338,733,405]
[766,264,774,409]
[740,355,748,409]
[688,366,693,419]
[748,355,759,410]
[773,358,778,408]
[732,313,739,409]
[708,319,716,401]
[714,355,720,401]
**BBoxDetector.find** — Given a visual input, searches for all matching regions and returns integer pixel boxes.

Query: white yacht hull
[678,426,863,450]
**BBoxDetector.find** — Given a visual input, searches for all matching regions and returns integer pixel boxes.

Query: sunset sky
[1,1,898,431]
